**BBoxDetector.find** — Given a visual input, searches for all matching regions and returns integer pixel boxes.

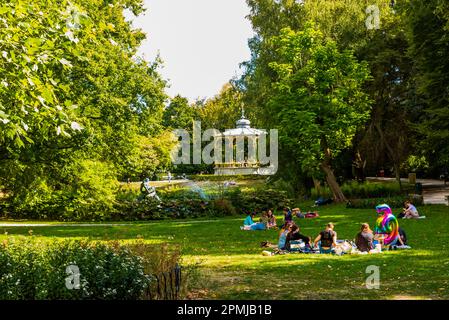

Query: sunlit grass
[1,203,449,299]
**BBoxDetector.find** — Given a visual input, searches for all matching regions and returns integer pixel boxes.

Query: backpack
[321,230,334,247]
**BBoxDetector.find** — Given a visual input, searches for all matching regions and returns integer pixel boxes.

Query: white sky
[127,0,254,102]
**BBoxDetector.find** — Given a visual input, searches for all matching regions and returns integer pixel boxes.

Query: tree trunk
[394,163,402,191]
[319,136,347,203]
[321,162,347,203]
[313,178,321,191]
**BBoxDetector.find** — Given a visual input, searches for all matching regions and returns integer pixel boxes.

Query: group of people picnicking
[241,207,319,231]
[242,201,421,255]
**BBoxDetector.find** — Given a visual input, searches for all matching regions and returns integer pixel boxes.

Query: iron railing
[146,264,182,300]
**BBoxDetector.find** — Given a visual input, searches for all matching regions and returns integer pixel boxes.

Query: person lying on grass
[292,208,304,218]
[285,224,311,251]
[292,208,319,219]
[241,212,266,231]
[355,223,374,252]
[313,223,337,254]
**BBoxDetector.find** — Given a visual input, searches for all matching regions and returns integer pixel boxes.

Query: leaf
[0,6,9,15]
[25,38,42,54]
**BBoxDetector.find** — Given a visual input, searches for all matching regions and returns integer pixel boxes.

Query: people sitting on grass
[285,224,312,251]
[266,209,277,229]
[241,212,266,231]
[397,202,407,219]
[402,200,426,219]
[283,207,293,224]
[278,225,290,250]
[279,220,293,236]
[355,223,374,253]
[313,223,337,254]
[260,211,269,224]
[399,227,407,245]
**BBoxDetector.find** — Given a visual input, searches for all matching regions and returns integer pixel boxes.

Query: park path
[367,177,449,205]
[0,219,233,228]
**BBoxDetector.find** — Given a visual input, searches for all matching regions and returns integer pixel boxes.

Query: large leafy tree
[0,0,171,217]
[198,83,243,131]
[241,0,414,192]
[399,0,449,171]
[268,26,372,201]
[162,95,198,130]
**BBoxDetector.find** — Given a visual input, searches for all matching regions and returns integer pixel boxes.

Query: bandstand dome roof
[221,113,266,137]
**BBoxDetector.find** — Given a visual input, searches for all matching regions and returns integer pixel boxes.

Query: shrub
[311,186,333,199]
[311,181,414,200]
[269,178,297,198]
[190,174,266,182]
[3,160,120,221]
[0,238,196,300]
[346,195,424,209]
[127,241,200,300]
[209,199,237,216]
[0,238,148,300]
[232,188,293,212]
[2,177,295,221]
[63,160,120,221]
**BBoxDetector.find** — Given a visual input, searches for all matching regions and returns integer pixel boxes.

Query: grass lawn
[1,203,449,300]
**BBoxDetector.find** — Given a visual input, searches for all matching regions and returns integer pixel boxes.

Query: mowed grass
[1,203,449,300]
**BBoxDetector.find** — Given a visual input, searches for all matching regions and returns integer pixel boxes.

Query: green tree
[163,95,198,130]
[400,0,449,170]
[242,0,414,189]
[198,83,243,131]
[268,26,372,201]
[0,0,170,218]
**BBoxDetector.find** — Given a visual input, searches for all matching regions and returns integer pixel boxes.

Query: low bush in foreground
[0,238,194,300]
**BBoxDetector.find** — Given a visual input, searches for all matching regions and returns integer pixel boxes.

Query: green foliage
[346,195,423,209]
[312,181,414,200]
[4,159,119,220]
[114,183,292,221]
[399,0,449,168]
[63,160,119,220]
[0,238,149,300]
[189,174,266,181]
[198,83,244,131]
[268,25,372,172]
[0,0,171,217]
[163,95,198,130]
[401,155,430,174]
[0,0,82,145]
[241,0,415,190]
